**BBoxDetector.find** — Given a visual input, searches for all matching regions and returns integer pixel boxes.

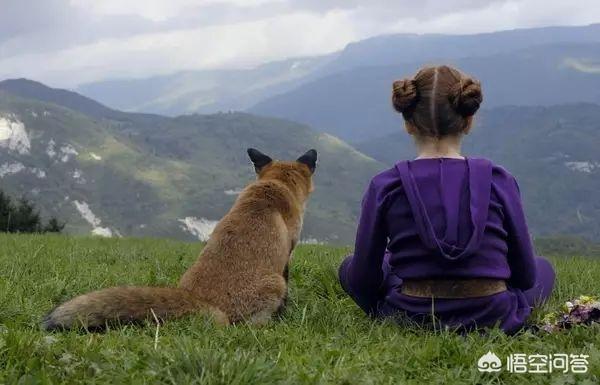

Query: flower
[540,295,600,333]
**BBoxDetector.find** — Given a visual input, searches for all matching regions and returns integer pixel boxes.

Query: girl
[338,65,555,334]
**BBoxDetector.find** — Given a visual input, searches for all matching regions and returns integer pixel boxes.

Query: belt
[401,278,507,299]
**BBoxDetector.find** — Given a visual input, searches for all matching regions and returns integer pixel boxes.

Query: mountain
[75,24,600,120]
[77,56,334,116]
[0,79,124,120]
[0,79,384,244]
[250,43,600,142]
[2,80,600,242]
[317,24,600,74]
[356,104,600,240]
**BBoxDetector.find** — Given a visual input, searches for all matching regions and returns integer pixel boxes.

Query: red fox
[42,148,317,330]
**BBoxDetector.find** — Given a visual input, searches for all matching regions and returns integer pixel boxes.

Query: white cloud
[384,0,600,35]
[0,0,599,87]
[0,9,359,86]
[70,0,283,21]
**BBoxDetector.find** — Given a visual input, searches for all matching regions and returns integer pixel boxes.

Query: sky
[0,0,599,87]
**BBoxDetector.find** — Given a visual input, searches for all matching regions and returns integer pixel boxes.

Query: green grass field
[0,234,599,384]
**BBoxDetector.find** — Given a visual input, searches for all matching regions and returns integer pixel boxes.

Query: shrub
[0,190,64,233]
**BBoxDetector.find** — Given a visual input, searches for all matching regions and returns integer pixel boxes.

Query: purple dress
[339,157,555,334]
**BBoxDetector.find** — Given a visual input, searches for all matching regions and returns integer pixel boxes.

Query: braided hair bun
[391,65,483,137]
[448,78,483,117]
[392,79,419,114]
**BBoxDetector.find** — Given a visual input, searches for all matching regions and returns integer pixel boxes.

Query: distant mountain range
[77,56,333,116]
[315,23,600,73]
[0,79,383,244]
[251,42,600,142]
[77,23,600,124]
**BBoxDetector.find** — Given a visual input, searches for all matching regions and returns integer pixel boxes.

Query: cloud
[0,9,361,86]
[0,0,599,87]
[71,0,283,21]
[0,0,155,58]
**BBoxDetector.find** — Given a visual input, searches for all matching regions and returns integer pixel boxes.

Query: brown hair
[392,65,483,137]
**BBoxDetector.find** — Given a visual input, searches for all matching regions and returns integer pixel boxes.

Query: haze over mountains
[78,23,600,125]
[1,24,600,242]
[78,56,334,117]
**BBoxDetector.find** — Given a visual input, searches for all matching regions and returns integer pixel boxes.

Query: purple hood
[395,158,493,260]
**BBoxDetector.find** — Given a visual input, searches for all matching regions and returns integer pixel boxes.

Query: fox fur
[42,148,317,331]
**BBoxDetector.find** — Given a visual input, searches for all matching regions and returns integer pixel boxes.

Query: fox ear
[297,149,317,174]
[247,148,272,173]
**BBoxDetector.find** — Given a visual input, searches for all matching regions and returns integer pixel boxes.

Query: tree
[0,190,64,233]
[44,218,66,233]
[0,190,14,232]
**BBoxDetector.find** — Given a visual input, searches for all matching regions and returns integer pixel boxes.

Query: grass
[0,234,599,384]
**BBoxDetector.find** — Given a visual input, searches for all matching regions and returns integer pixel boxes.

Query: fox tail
[42,286,228,331]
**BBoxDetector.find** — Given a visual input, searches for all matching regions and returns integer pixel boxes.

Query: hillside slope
[0,79,383,243]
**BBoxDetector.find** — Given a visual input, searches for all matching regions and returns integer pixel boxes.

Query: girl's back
[338,65,555,334]
[385,158,530,283]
